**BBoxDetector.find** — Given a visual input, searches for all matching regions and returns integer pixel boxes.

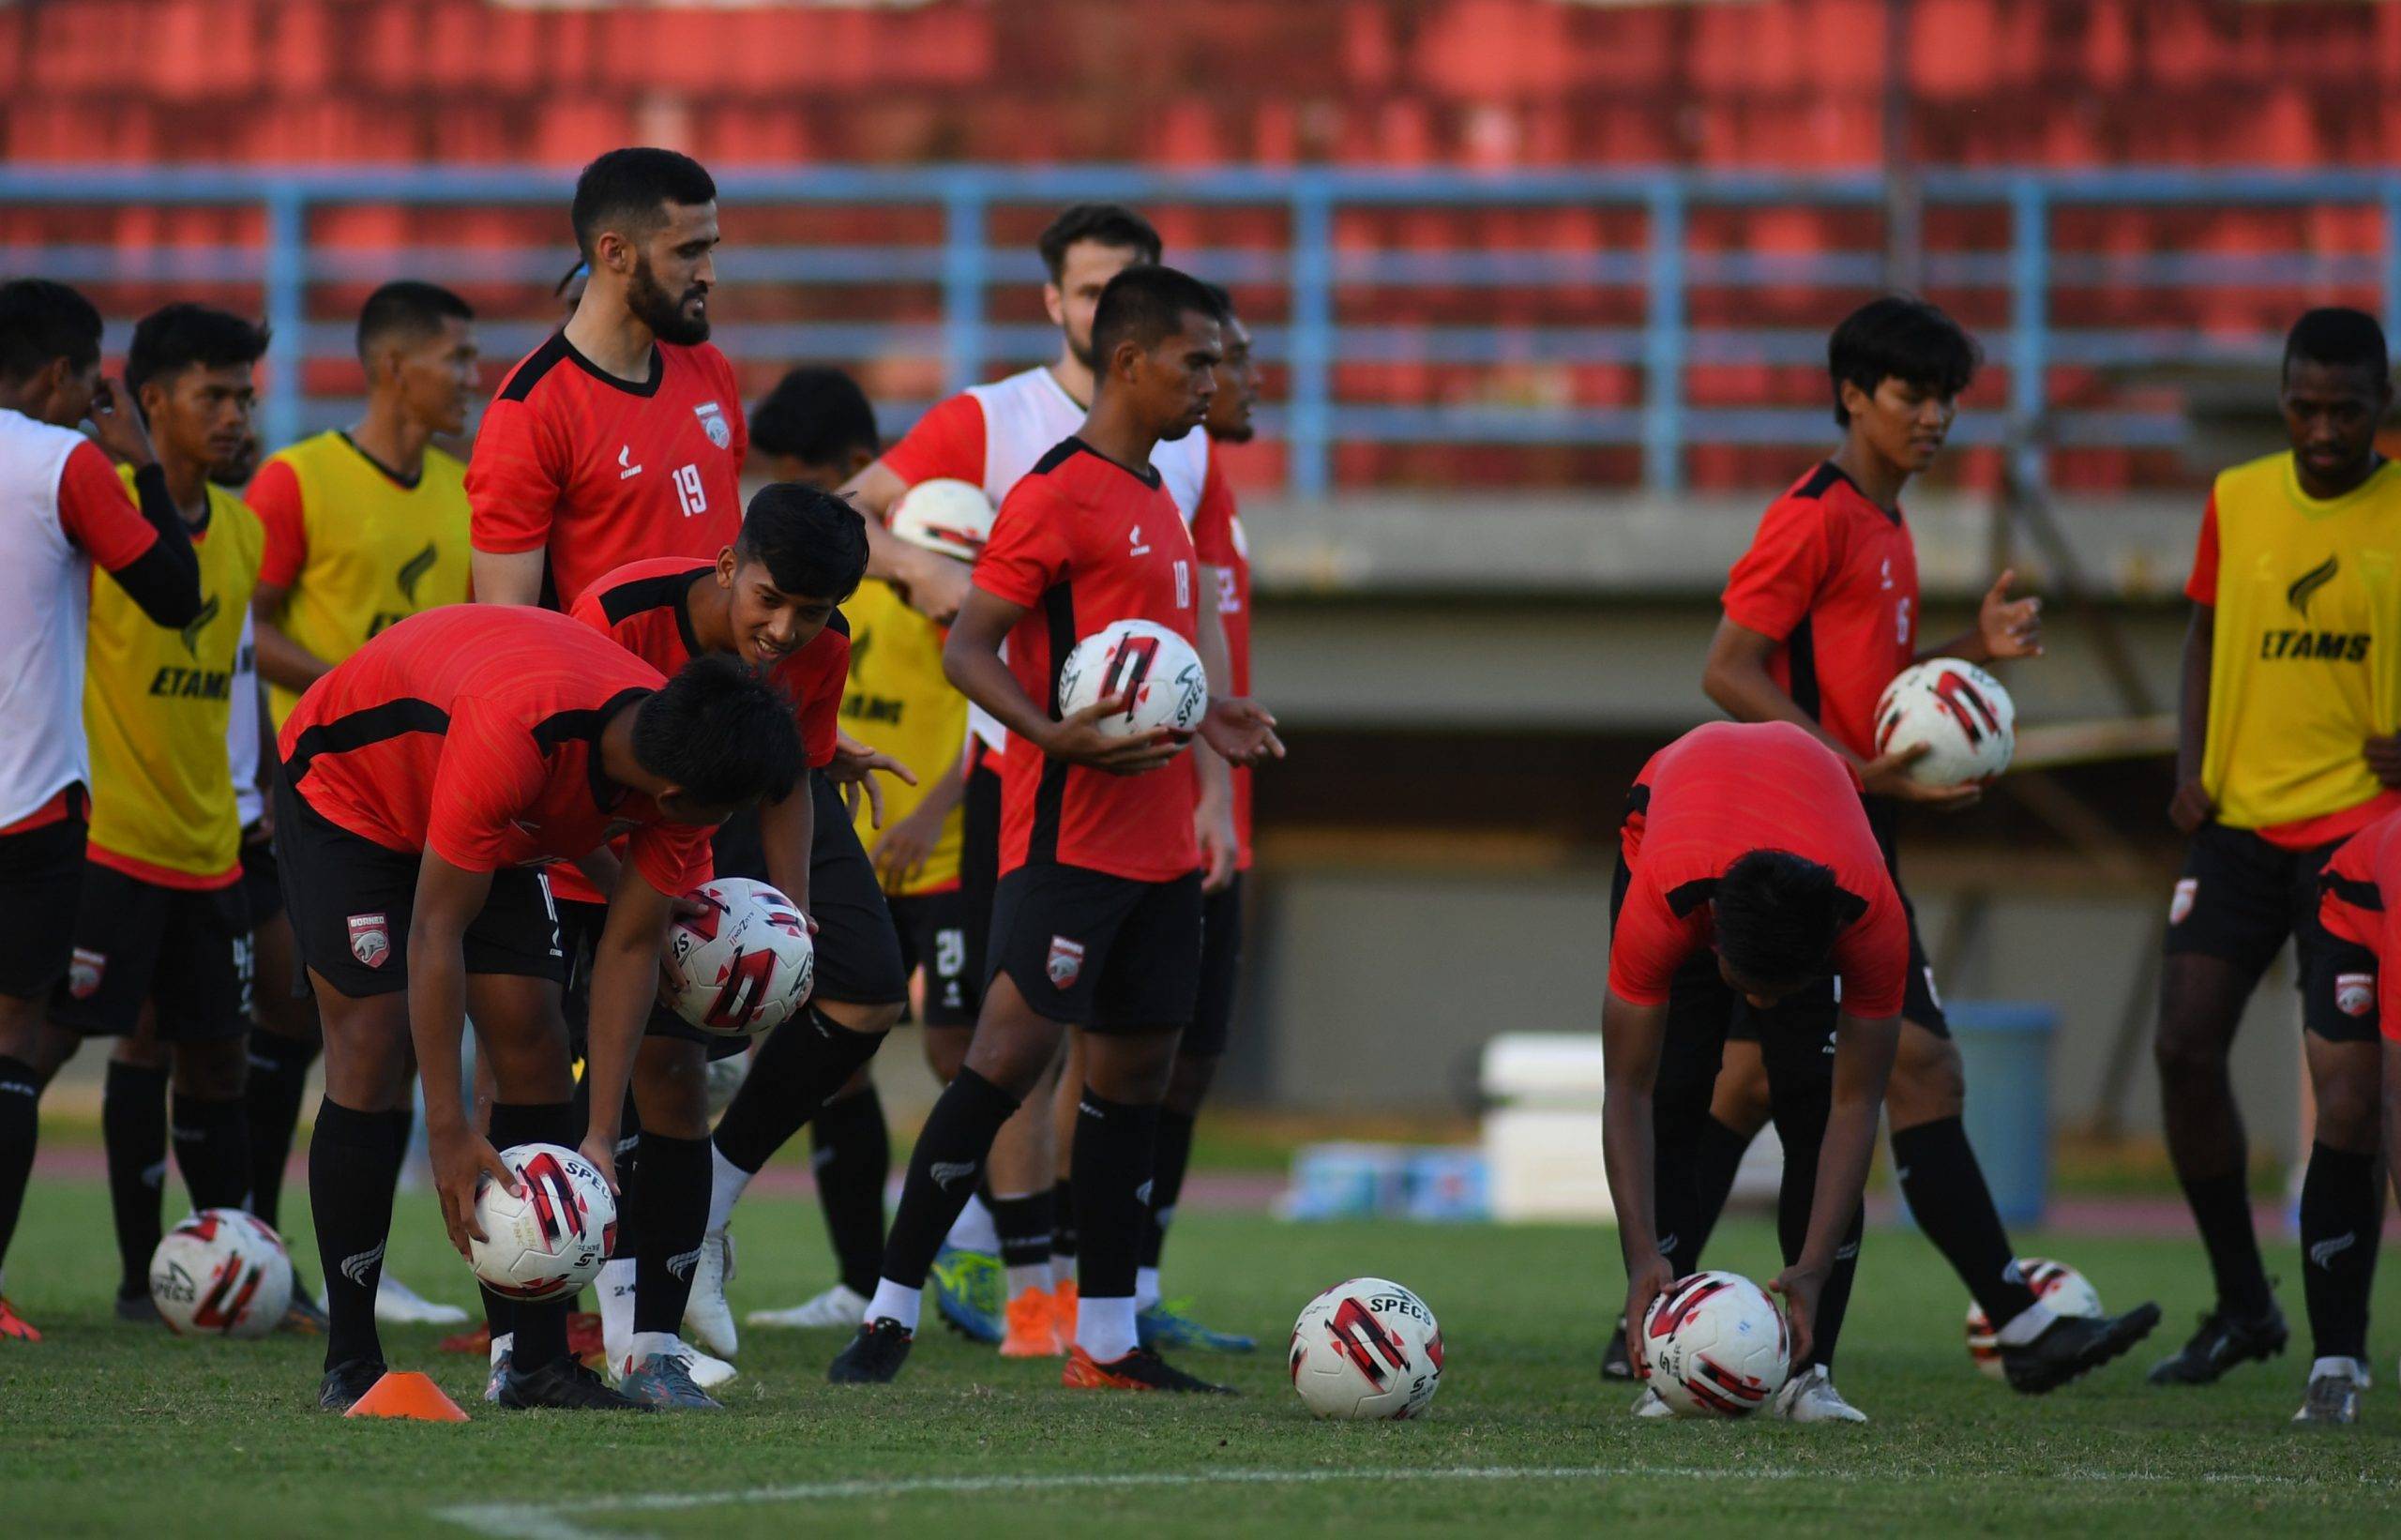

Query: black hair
[555,259,590,299]
[750,367,880,466]
[355,280,473,361]
[630,653,803,808]
[2284,307,2391,387]
[1090,264,1228,369]
[570,147,717,260]
[735,482,870,603]
[1827,295,1981,427]
[1199,280,1237,319]
[0,279,104,384]
[1713,850,1846,989]
[1036,203,1163,282]
[124,303,270,402]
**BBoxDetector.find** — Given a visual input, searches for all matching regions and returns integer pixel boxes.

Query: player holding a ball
[1612,297,2155,1420]
[828,264,1281,1394]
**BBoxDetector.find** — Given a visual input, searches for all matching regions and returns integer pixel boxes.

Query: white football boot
[370,1273,470,1326]
[1629,1385,1675,1419]
[1772,1365,1868,1424]
[682,1230,739,1357]
[747,1283,871,1330]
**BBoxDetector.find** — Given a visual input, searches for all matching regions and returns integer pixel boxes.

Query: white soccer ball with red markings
[1640,1270,1789,1417]
[1966,1257,2103,1377]
[148,1208,293,1339]
[1287,1277,1444,1420]
[659,876,816,1036]
[468,1142,616,1303]
[890,477,996,561]
[1056,620,1208,742]
[1873,659,2016,787]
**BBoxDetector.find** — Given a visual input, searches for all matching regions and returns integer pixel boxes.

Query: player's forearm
[1800,1013,1901,1271]
[760,783,814,913]
[944,634,1054,748]
[252,615,332,694]
[1701,647,1857,764]
[2176,607,2214,785]
[405,933,475,1135]
[469,548,547,607]
[1192,581,1238,807]
[1600,1078,1661,1266]
[1920,627,1992,666]
[579,937,652,1148]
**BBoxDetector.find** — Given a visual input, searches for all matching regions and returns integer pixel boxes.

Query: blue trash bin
[1941,1002,2057,1229]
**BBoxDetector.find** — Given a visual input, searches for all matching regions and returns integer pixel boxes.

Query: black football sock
[0,1056,40,1279]
[629,1131,709,1336]
[485,1101,576,1369]
[310,1098,406,1370]
[1891,1116,2041,1328]
[1140,1108,1198,1272]
[2299,1142,2378,1362]
[242,1029,318,1232]
[172,1091,252,1214]
[1768,1089,1858,1372]
[712,1006,890,1174]
[808,1087,890,1299]
[1051,1177,1079,1276]
[1684,1115,1757,1267]
[989,1189,1054,1293]
[2180,1170,2274,1318]
[877,1067,1018,1292]
[102,1061,170,1300]
[1071,1089,1158,1360]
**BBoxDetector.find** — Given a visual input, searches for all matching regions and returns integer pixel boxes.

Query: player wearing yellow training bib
[2152,308,2397,1419]
[47,308,271,1322]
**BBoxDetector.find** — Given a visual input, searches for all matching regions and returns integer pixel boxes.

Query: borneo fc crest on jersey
[695,400,732,450]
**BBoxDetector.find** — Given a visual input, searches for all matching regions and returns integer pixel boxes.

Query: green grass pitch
[5,1174,2401,1536]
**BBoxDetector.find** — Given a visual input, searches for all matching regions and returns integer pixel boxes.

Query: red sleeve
[879,393,986,491]
[627,820,714,898]
[798,631,849,769]
[1190,455,1237,566]
[248,458,308,588]
[423,697,548,872]
[566,584,613,639]
[1830,880,1910,1019]
[466,396,567,556]
[972,480,1074,609]
[2183,492,2219,606]
[1720,495,1834,642]
[1605,866,1705,1006]
[54,443,158,571]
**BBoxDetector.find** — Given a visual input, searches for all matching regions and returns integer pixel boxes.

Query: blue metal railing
[5,164,2399,496]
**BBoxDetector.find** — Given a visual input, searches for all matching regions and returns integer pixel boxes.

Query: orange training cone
[345,1369,471,1422]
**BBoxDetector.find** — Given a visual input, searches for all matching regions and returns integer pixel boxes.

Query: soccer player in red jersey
[2318,813,2401,1233]
[275,605,799,1412]
[0,279,202,1343]
[467,148,746,611]
[563,487,898,1408]
[828,265,1279,1393]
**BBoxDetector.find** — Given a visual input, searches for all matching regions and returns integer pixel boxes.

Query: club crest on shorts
[347,913,391,969]
[68,946,105,1000]
[1046,935,1085,989]
[694,400,732,449]
[2169,877,2197,926]
[2336,972,2376,1019]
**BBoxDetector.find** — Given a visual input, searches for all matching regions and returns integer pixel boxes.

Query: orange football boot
[999,1287,1064,1358]
[0,1298,39,1341]
[1062,1344,1233,1393]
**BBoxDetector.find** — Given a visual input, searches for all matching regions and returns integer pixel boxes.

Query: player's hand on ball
[1767,1261,1829,1365]
[1978,568,2044,660]
[2167,777,2216,833]
[1622,1251,1676,1379]
[1198,698,1284,768]
[577,1130,621,1200]
[1859,741,1981,808]
[433,1128,516,1258]
[1044,696,1187,776]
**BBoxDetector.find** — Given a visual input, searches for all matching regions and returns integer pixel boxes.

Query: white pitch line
[430,1458,2400,1540]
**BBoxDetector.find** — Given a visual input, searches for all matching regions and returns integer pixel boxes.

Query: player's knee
[1888,1031,1966,1124]
[821,996,902,1036]
[2152,1028,2229,1090]
[171,1037,248,1100]
[2311,1058,2381,1149]
[1082,1032,1178,1104]
[1165,1052,1220,1115]
[922,1026,970,1084]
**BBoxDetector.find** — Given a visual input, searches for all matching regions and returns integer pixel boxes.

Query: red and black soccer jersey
[2318,809,2401,1041]
[1721,461,1919,763]
[1188,454,1253,869]
[974,438,1202,883]
[1610,720,1909,1018]
[466,334,747,611]
[277,605,712,898]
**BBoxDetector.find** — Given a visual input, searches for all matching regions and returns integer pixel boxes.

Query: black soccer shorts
[0,804,86,999]
[889,888,975,1030]
[988,862,1202,1032]
[2166,821,2379,1043]
[272,777,563,1000]
[1182,874,1246,1059]
[238,821,285,929]
[50,862,252,1043]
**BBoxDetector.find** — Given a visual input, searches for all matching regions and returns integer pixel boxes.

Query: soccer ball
[1055,620,1208,741]
[1640,1270,1789,1417]
[890,477,995,560]
[659,876,816,1035]
[1966,1257,2104,1377]
[468,1142,617,1303]
[1872,659,2016,786]
[148,1208,293,1338]
[1287,1277,1443,1420]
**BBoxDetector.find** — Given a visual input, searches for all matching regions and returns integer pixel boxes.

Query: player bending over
[275,604,798,1412]
[828,264,1279,1393]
